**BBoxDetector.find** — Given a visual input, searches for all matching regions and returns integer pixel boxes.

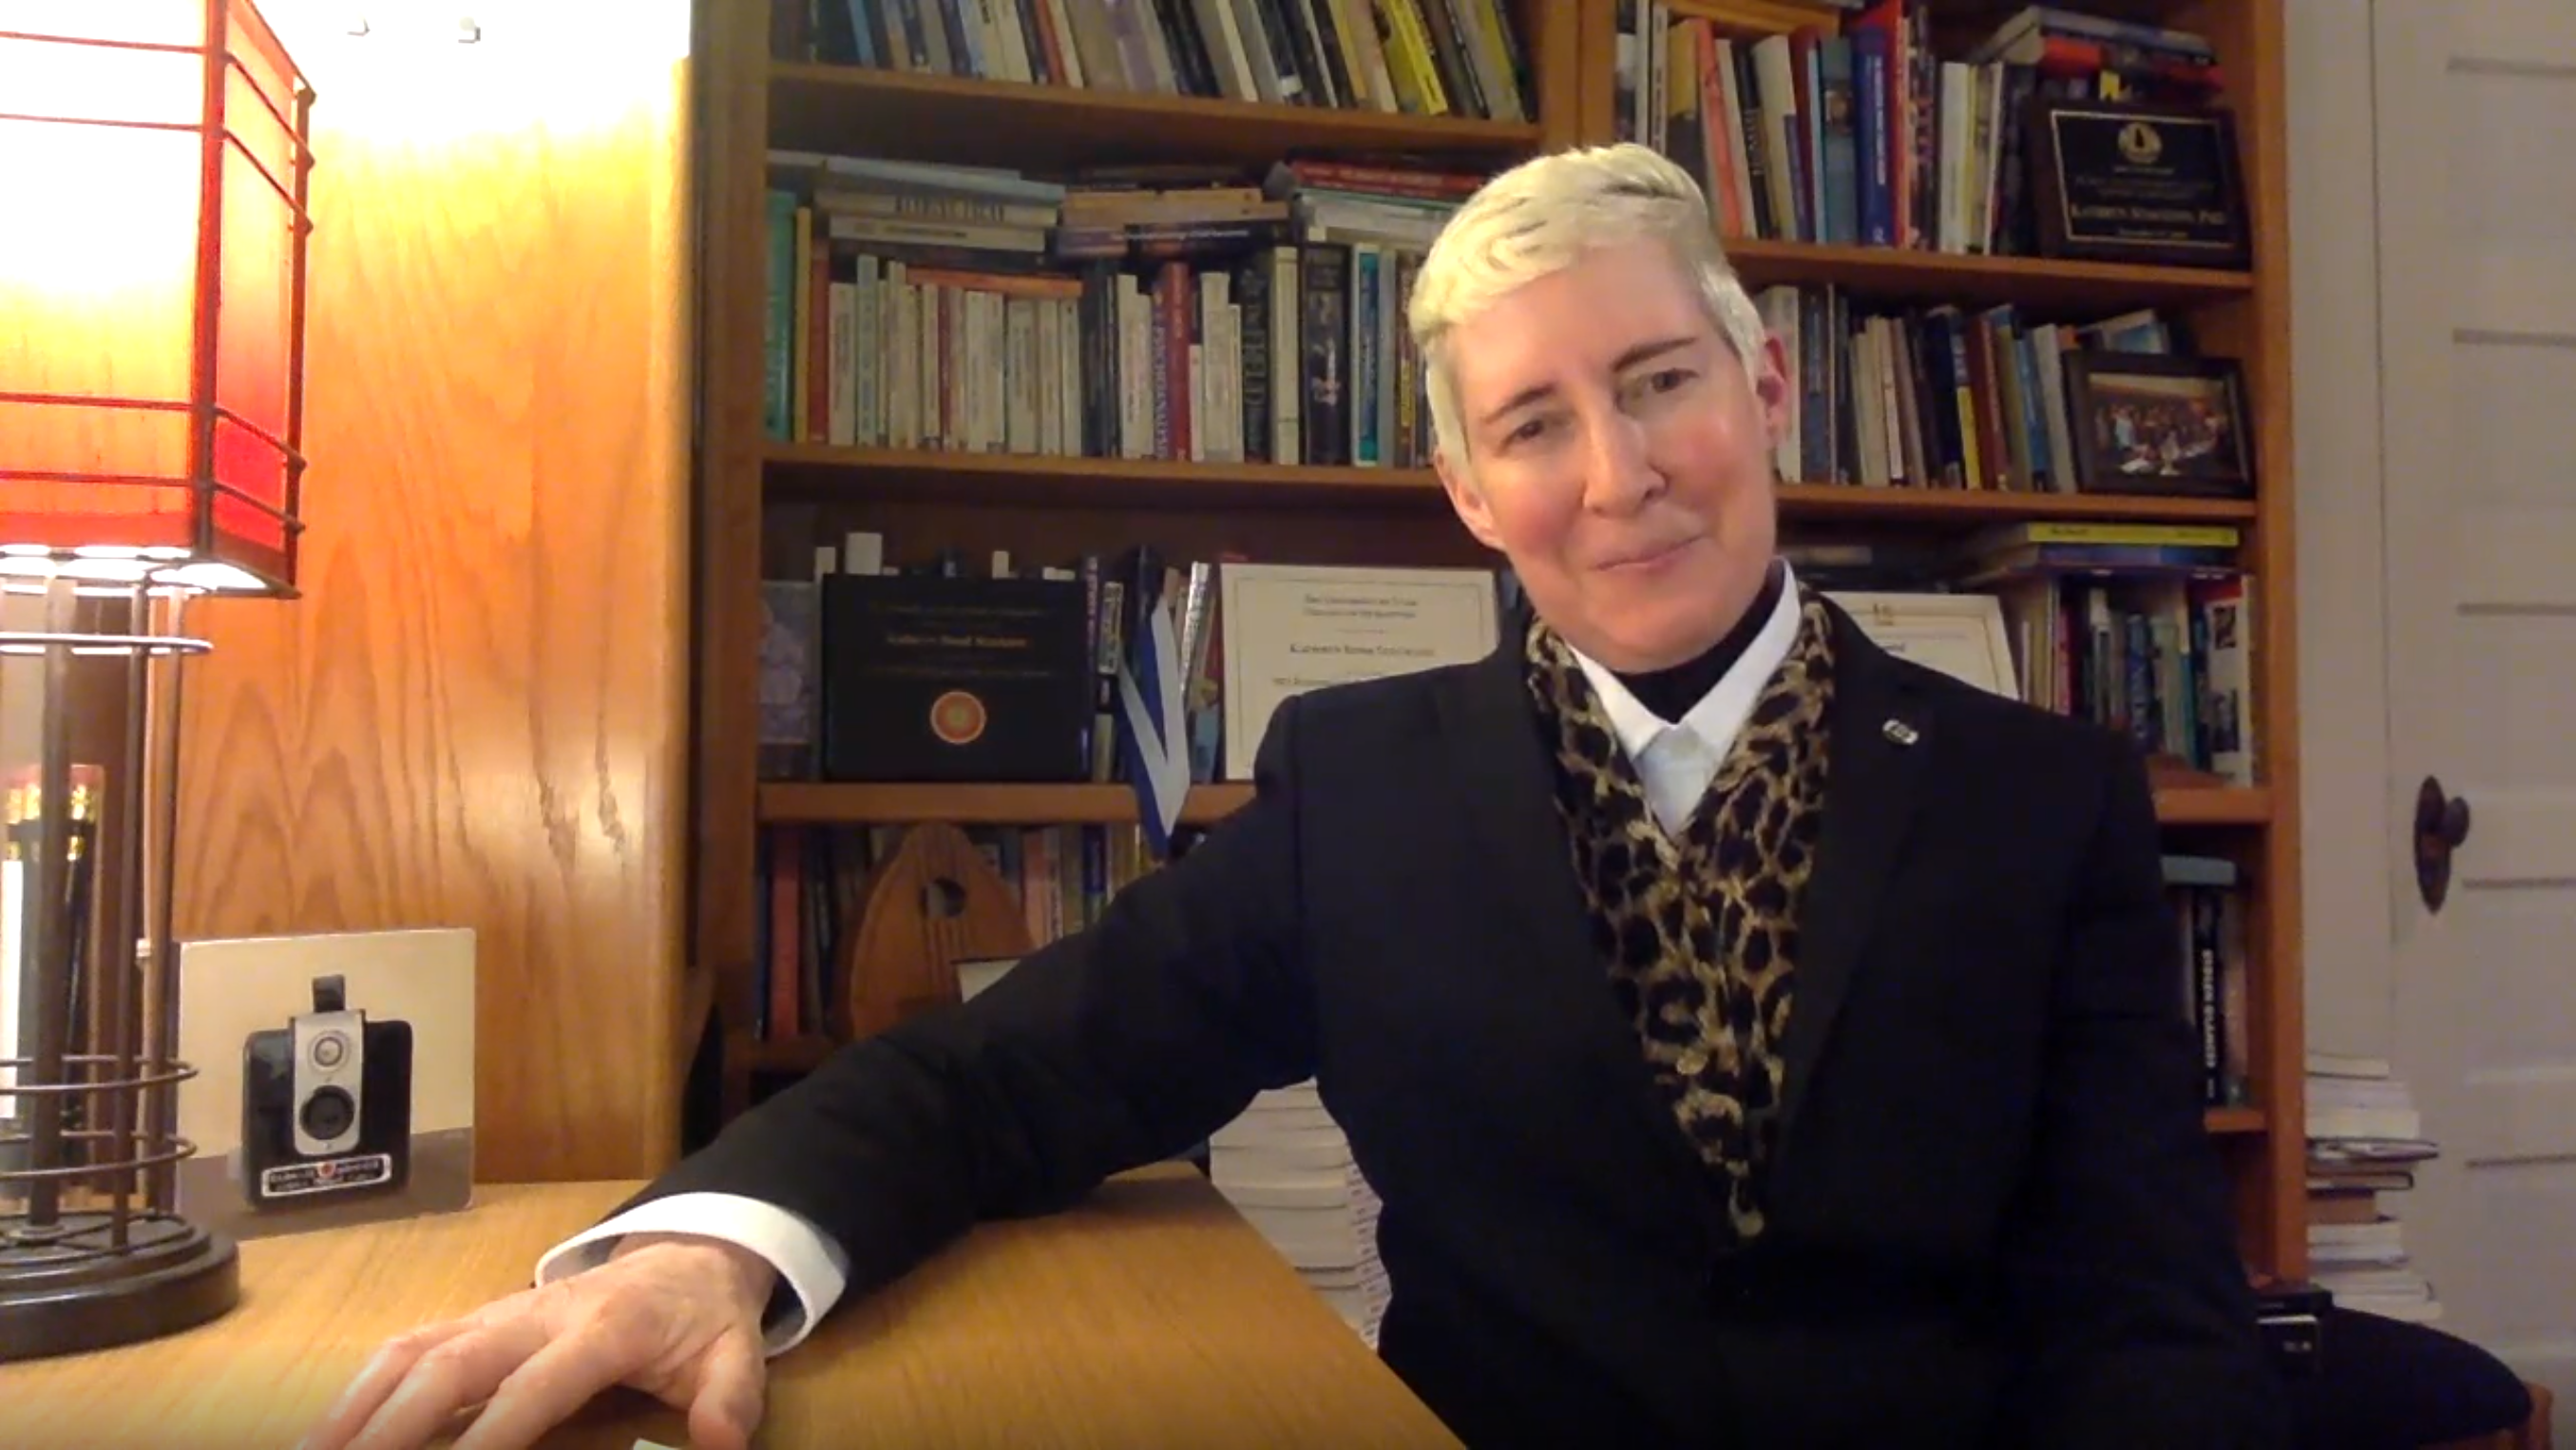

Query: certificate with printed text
[1220,563,1501,781]
[1825,590,2022,700]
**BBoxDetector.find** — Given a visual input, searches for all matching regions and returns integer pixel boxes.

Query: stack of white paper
[1209,1079,1389,1345]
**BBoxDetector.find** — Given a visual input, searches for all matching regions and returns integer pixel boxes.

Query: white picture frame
[1825,591,2022,701]
[1218,563,1500,781]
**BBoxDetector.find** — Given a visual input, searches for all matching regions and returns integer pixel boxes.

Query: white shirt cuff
[530,1192,852,1356]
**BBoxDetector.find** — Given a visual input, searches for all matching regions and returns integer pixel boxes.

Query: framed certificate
[1825,591,2021,701]
[1220,563,1500,780]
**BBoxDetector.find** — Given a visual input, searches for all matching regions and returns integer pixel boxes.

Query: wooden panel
[697,0,780,1056]
[171,31,695,1182]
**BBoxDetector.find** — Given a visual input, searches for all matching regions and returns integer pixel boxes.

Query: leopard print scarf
[1524,599,1838,1244]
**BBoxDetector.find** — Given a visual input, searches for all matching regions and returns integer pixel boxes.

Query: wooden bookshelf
[756,779,2268,830]
[2204,1107,2267,1136]
[759,781,1258,827]
[2155,785,2276,828]
[769,61,1547,170]
[1717,238,2256,310]
[765,440,2260,523]
[693,0,2304,1281]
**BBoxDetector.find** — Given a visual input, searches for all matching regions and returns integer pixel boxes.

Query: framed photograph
[2062,351,2256,498]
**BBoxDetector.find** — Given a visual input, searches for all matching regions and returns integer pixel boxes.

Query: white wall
[2287,0,2400,1058]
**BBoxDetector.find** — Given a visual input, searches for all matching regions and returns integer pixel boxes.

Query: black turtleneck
[1611,559,1786,724]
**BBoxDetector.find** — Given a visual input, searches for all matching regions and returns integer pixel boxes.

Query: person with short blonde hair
[1410,142,1769,486]
[302,143,2286,1450]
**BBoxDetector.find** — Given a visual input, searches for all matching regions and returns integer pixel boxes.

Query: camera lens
[300,1086,355,1141]
[311,1032,349,1070]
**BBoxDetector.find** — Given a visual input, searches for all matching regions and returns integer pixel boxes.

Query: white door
[2376,0,2576,1422]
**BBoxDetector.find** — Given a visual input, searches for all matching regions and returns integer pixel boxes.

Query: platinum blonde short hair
[1408,143,1769,479]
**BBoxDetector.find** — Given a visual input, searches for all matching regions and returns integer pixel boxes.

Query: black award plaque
[818,574,1092,783]
[2027,98,2249,269]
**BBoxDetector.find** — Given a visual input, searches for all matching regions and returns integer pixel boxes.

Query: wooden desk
[0,1165,1460,1449]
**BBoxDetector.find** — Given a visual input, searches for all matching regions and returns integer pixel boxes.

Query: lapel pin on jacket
[1881,718,1919,747]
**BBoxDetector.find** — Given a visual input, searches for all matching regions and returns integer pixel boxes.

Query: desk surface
[0,1166,1460,1450]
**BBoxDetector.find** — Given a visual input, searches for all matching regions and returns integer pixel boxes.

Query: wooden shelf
[763,443,1448,510]
[763,442,2258,525]
[2155,786,2274,827]
[761,781,1258,826]
[766,63,1544,172]
[2204,1107,2267,1135]
[1719,238,2256,312]
[761,780,2264,829]
[1772,482,2257,525]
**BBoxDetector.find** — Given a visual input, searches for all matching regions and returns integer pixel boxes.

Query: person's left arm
[1996,730,2287,1448]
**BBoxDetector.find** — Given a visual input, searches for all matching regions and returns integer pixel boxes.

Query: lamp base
[0,1210,239,1360]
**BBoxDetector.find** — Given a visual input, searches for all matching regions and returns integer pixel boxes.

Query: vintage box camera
[240,973,412,1208]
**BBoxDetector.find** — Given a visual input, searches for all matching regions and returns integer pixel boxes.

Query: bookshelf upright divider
[690,0,2302,1285]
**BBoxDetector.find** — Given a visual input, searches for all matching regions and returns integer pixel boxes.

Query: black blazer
[640,595,2286,1449]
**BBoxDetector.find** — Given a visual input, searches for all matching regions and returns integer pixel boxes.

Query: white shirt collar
[1569,560,1803,768]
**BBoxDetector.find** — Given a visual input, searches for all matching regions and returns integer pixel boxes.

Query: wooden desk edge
[0,1164,1461,1450]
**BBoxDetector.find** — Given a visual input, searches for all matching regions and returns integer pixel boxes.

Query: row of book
[1970,530,2258,786]
[773,0,1532,123]
[1760,294,2242,497]
[1616,0,2223,255]
[1781,526,2261,784]
[765,145,2259,502]
[1794,522,2259,786]
[775,0,2237,265]
[763,149,1475,467]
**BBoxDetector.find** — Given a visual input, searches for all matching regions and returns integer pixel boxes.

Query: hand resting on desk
[296,1231,776,1450]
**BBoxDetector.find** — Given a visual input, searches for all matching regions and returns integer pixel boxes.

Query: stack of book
[2306,1052,2442,1324]
[1208,1080,1389,1345]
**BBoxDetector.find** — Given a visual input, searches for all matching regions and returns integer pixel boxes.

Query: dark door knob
[2414,775,2472,913]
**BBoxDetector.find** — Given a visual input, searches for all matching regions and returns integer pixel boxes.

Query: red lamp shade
[0,0,315,595]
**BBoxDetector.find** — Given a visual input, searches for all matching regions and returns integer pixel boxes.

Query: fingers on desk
[331,1314,556,1450]
[447,1321,649,1450]
[300,1320,473,1450]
